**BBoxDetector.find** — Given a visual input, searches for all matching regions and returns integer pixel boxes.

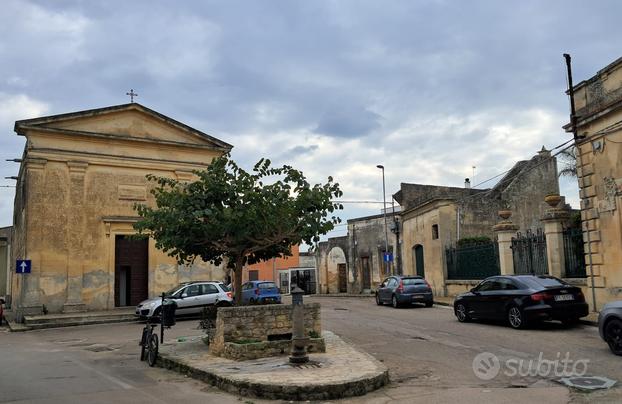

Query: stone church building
[10,103,232,315]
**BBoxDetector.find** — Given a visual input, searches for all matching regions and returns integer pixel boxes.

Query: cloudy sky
[1,0,620,240]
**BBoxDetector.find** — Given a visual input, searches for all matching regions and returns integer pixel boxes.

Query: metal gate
[563,228,586,278]
[446,241,500,280]
[511,229,548,275]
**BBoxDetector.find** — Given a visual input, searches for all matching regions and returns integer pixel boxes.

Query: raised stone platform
[158,330,389,400]
[16,308,137,330]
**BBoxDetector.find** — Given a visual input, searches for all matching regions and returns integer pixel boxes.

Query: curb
[157,347,389,400]
[7,317,139,332]
[7,320,30,332]
[580,319,598,327]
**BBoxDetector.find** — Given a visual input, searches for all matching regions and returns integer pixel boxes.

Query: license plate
[554,294,574,301]
[413,294,425,299]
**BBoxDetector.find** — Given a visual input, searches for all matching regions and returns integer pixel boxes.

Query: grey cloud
[1,0,620,226]
[287,144,319,156]
[315,105,381,138]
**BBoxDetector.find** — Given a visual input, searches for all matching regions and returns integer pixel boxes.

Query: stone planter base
[223,337,325,361]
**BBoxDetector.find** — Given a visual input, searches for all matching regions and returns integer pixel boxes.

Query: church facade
[11,103,232,315]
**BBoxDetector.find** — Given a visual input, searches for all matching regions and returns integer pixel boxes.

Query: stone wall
[317,237,349,294]
[0,226,11,302]
[347,214,399,293]
[210,303,322,358]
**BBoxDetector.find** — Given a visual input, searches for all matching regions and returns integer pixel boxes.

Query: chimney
[464,178,471,188]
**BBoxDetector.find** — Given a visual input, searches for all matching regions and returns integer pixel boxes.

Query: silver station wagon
[135,281,233,319]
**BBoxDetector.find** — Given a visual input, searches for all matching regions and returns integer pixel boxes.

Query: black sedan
[376,275,434,308]
[454,275,588,329]
[598,301,622,355]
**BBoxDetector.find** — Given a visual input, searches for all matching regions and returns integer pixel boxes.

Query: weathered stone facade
[345,214,399,294]
[210,303,323,360]
[317,236,350,293]
[0,226,11,303]
[10,104,232,315]
[318,151,559,296]
[395,150,559,297]
[566,56,622,309]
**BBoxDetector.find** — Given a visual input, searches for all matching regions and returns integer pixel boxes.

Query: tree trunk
[233,257,244,304]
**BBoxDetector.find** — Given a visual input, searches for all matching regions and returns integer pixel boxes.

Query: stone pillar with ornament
[542,194,570,279]
[493,210,519,275]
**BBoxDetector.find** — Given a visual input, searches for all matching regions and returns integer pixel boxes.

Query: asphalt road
[313,296,622,403]
[0,319,270,404]
[0,298,620,403]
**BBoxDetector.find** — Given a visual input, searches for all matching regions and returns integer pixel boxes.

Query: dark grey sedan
[598,300,622,356]
[376,276,434,308]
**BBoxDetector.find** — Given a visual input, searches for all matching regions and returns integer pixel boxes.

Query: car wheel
[249,298,255,305]
[425,301,434,308]
[375,294,383,306]
[508,306,526,329]
[604,319,622,356]
[455,303,470,322]
[392,295,400,308]
[152,307,161,321]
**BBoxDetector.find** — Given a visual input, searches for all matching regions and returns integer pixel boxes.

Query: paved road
[313,296,621,403]
[0,320,271,404]
[1,299,620,403]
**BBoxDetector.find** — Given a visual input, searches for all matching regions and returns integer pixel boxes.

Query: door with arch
[413,244,425,278]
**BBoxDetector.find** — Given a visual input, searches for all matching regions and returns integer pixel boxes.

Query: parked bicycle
[139,321,159,367]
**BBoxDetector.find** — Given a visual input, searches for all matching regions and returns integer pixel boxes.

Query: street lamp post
[377,165,390,275]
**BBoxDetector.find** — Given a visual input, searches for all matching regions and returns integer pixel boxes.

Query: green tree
[134,155,342,303]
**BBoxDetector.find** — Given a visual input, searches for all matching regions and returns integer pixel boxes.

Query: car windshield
[258,282,277,289]
[219,283,230,292]
[522,276,568,289]
[402,278,425,285]
[163,284,185,297]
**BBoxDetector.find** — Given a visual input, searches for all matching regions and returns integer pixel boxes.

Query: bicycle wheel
[147,333,159,367]
[139,327,148,361]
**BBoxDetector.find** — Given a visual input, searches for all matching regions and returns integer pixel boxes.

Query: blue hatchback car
[241,281,282,305]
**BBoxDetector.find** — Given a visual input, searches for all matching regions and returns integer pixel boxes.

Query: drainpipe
[352,224,357,290]
[564,53,597,312]
[391,200,402,275]
[456,206,461,241]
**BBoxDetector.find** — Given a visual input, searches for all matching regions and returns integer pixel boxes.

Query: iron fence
[511,229,548,275]
[446,241,500,280]
[563,227,587,278]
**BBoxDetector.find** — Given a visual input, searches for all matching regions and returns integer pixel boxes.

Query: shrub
[457,236,492,246]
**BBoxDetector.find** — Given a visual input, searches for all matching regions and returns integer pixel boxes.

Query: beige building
[567,57,622,310]
[11,103,232,315]
[395,150,559,297]
[0,226,11,303]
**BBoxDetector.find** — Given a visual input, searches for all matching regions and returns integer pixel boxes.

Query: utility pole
[376,165,390,275]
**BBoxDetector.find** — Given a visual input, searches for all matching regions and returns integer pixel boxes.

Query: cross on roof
[126,89,138,103]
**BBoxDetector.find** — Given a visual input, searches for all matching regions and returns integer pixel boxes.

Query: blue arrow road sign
[16,259,31,274]
[383,253,393,263]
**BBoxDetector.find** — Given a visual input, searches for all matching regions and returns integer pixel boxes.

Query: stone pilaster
[542,195,570,279]
[63,161,88,313]
[493,210,519,275]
